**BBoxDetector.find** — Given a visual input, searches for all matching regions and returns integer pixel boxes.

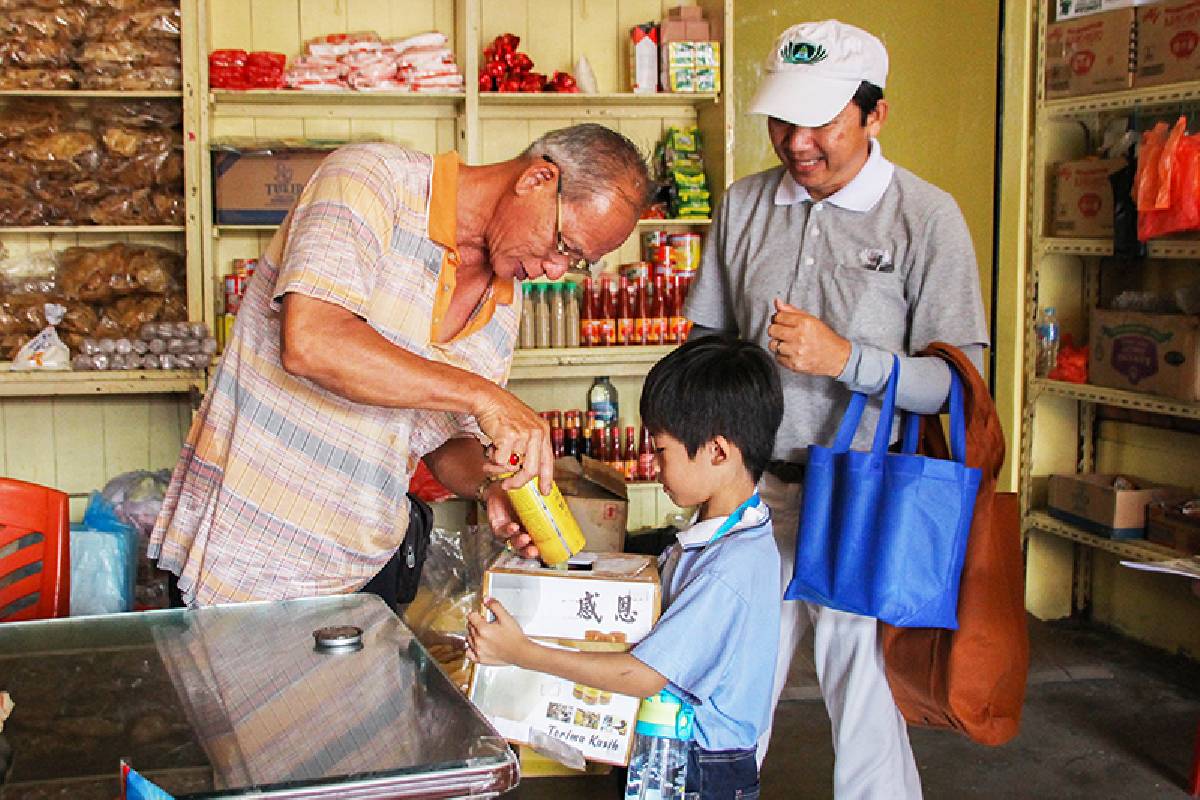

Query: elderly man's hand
[472,384,555,495]
[767,298,852,377]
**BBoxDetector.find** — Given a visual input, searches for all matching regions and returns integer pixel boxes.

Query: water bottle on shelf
[1035,306,1060,378]
[624,690,694,800]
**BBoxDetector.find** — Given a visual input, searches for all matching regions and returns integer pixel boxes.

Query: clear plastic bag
[70,491,139,616]
[10,302,69,370]
[402,525,503,693]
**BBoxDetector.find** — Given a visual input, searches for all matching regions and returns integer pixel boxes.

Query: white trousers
[758,473,923,800]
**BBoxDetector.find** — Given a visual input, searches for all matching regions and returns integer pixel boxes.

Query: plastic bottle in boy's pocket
[625,690,694,800]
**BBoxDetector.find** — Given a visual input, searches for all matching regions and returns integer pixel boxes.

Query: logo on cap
[780,40,827,65]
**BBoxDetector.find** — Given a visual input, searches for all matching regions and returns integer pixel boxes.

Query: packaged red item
[1046,333,1088,384]
[408,461,454,504]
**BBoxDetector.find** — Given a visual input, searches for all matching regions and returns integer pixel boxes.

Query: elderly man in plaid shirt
[151,124,650,608]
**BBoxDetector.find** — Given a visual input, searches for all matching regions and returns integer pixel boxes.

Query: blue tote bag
[784,357,982,629]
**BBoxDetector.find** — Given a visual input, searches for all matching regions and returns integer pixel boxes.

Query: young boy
[467,335,785,799]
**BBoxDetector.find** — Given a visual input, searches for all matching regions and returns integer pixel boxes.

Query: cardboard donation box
[468,552,661,766]
[212,148,329,225]
[1052,158,1124,237]
[1089,309,1200,401]
[1146,502,1200,554]
[1137,2,1200,88]
[555,456,629,554]
[1045,9,1136,98]
[1047,473,1188,538]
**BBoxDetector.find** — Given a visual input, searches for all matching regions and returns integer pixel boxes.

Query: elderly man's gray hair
[523,123,653,212]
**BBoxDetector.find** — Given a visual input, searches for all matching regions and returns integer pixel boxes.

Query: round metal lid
[313,625,363,651]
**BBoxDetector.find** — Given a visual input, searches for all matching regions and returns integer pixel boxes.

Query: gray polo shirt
[685,142,988,462]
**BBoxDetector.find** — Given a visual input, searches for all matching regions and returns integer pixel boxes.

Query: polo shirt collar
[429,151,514,306]
[773,138,894,213]
[675,498,770,550]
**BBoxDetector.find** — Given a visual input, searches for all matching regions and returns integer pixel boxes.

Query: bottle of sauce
[580,278,596,347]
[623,425,637,480]
[565,282,581,347]
[637,426,656,481]
[667,276,685,345]
[600,277,618,347]
[519,282,536,349]
[647,277,665,345]
[631,277,647,346]
[550,281,567,348]
[616,276,633,346]
[535,284,551,349]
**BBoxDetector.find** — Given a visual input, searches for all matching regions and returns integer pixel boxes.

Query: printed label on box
[469,645,639,765]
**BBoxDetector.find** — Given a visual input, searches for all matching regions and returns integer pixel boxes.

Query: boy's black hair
[640,335,784,482]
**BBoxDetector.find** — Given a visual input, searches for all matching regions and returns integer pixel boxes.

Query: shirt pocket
[820,263,907,348]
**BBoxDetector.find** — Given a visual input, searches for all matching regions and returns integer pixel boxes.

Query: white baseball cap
[749,20,888,127]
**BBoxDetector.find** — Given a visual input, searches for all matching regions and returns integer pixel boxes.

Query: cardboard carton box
[1045,9,1136,98]
[1052,158,1124,237]
[1146,502,1200,554]
[212,148,329,225]
[468,552,661,766]
[469,639,641,766]
[1137,1,1200,88]
[556,456,629,553]
[482,551,660,642]
[666,4,704,20]
[1056,0,1157,21]
[1089,309,1200,400]
[1047,473,1189,538]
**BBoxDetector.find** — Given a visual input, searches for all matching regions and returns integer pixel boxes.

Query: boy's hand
[466,597,532,667]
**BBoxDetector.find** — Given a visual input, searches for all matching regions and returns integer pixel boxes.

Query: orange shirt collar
[429,152,514,306]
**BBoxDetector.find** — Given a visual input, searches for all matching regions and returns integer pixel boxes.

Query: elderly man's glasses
[543,156,591,274]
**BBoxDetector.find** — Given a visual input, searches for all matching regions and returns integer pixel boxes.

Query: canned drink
[503,474,587,566]
[668,232,701,272]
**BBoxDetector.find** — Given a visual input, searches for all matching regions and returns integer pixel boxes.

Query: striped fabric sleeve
[272,146,396,318]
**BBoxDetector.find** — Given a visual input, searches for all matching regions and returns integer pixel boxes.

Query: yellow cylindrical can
[503,475,587,566]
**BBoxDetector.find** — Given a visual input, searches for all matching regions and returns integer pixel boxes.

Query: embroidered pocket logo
[859,248,894,273]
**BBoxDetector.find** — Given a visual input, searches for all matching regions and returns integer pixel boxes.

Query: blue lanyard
[706,492,762,545]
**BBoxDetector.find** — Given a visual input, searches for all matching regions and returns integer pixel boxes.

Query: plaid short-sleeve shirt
[150,145,519,606]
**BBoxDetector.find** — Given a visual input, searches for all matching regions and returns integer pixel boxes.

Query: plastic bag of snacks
[11,302,69,370]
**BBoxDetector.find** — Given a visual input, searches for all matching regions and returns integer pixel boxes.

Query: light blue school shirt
[631,496,782,751]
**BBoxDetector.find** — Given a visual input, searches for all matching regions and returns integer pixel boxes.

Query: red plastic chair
[0,477,70,621]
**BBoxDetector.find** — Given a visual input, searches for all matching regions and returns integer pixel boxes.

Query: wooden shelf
[480,91,717,106]
[209,89,464,119]
[636,218,711,227]
[1030,378,1200,420]
[1039,81,1200,118]
[0,90,183,99]
[0,369,205,397]
[1037,236,1200,259]
[509,345,675,380]
[1024,510,1198,563]
[0,225,186,235]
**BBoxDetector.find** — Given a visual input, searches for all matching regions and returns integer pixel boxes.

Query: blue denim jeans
[684,744,760,800]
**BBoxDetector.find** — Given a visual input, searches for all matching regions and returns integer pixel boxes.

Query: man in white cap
[684,19,989,799]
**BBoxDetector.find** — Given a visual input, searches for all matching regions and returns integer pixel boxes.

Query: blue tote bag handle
[901,369,968,464]
[831,354,900,457]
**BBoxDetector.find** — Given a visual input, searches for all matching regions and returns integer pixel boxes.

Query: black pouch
[395,492,433,605]
[361,492,433,612]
